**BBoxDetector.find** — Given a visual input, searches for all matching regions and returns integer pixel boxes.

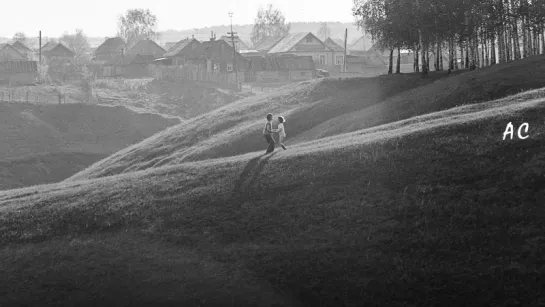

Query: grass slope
[292,54,545,143]
[69,73,450,181]
[0,103,179,190]
[1,88,545,306]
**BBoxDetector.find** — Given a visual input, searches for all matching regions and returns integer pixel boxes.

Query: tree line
[352,0,545,74]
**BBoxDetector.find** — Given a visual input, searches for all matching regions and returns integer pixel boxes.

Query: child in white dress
[274,116,287,150]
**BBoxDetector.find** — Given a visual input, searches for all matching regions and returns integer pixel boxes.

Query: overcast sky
[0,0,354,38]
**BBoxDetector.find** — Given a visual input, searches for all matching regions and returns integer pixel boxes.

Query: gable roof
[164,38,200,57]
[349,36,373,51]
[0,43,26,60]
[127,39,166,57]
[218,36,250,51]
[94,37,126,56]
[324,37,344,52]
[11,41,32,53]
[253,36,284,52]
[41,42,75,56]
[164,42,177,51]
[268,32,329,54]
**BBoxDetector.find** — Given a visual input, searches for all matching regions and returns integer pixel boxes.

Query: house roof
[218,35,250,50]
[253,36,284,51]
[324,37,344,52]
[0,60,37,73]
[268,32,330,54]
[249,55,315,71]
[41,42,75,56]
[164,42,177,51]
[127,39,166,56]
[0,43,26,59]
[94,37,126,55]
[164,38,200,57]
[11,41,32,53]
[349,36,374,51]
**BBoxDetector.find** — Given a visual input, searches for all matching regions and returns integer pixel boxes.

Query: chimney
[192,34,194,39]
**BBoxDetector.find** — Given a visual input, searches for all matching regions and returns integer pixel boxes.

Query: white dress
[277,123,286,142]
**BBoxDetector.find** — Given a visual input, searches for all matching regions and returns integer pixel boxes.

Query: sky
[0,0,355,38]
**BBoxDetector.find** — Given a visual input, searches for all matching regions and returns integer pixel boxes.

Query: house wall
[0,72,36,85]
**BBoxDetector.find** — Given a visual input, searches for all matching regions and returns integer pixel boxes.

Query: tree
[60,29,90,59]
[12,32,27,44]
[117,9,160,49]
[251,4,291,47]
[318,22,332,40]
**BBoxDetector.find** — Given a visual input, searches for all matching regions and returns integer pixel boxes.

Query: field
[1,57,545,306]
[0,102,179,190]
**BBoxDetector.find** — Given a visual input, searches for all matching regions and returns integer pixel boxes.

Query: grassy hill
[0,102,179,190]
[68,73,450,180]
[1,86,544,306]
[69,55,545,182]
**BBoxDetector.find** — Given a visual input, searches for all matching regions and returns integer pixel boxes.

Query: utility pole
[228,12,239,90]
[39,31,42,64]
[344,28,348,73]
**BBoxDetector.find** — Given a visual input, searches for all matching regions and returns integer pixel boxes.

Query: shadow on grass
[232,152,277,198]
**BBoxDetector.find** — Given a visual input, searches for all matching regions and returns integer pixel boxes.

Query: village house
[41,41,76,62]
[93,37,126,61]
[323,37,346,71]
[252,36,284,55]
[127,39,166,58]
[0,60,37,86]
[185,38,250,74]
[246,55,315,83]
[0,43,27,61]
[163,37,201,66]
[348,35,373,56]
[267,32,343,73]
[11,41,33,59]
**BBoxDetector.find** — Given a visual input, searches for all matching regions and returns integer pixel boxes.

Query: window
[319,54,326,65]
[227,63,233,72]
[335,55,344,65]
[192,43,197,49]
[214,63,220,72]
[306,37,313,43]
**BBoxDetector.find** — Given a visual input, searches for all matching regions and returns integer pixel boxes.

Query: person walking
[263,113,276,154]
[274,116,287,150]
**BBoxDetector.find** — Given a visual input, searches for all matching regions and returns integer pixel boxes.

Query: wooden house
[324,37,346,70]
[41,42,75,62]
[163,38,200,65]
[252,36,284,55]
[127,39,166,58]
[93,37,126,61]
[246,55,315,83]
[0,43,26,61]
[185,39,250,73]
[267,32,343,73]
[0,60,37,85]
[11,41,33,59]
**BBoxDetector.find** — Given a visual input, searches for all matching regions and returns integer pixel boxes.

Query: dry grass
[0,102,179,190]
[69,73,449,181]
[1,86,545,306]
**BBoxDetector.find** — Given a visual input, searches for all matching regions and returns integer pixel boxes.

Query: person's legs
[265,135,275,153]
[279,135,286,150]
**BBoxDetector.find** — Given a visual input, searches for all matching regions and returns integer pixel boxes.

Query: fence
[0,86,76,104]
[153,64,245,87]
